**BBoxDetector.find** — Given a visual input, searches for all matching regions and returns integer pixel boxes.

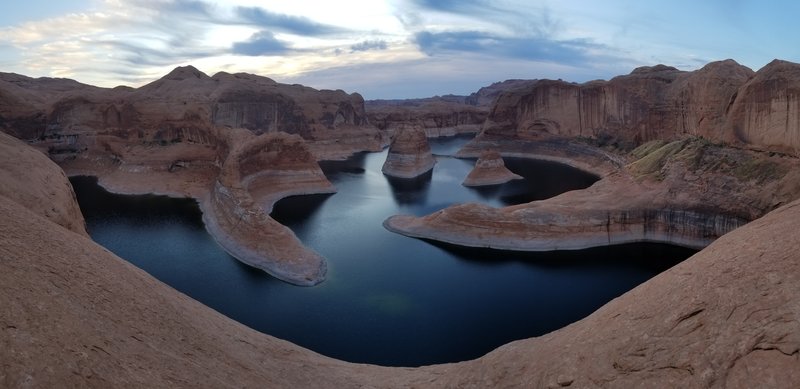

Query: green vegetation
[628,136,789,184]
[732,158,789,183]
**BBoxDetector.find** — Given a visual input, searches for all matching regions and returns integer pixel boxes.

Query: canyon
[2,58,800,386]
[387,59,800,252]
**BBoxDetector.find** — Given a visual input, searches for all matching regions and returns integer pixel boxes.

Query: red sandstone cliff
[481,59,759,150]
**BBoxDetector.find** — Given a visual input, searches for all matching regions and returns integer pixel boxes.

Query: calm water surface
[71,135,695,366]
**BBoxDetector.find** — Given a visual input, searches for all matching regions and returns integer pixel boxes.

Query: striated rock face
[366,98,487,137]
[483,60,755,149]
[462,150,522,186]
[389,138,800,251]
[0,65,384,161]
[202,131,334,285]
[381,125,436,178]
[725,59,800,154]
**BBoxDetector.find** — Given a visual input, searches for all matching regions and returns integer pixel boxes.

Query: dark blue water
[70,135,695,367]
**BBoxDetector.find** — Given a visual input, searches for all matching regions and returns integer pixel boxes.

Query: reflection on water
[71,135,695,367]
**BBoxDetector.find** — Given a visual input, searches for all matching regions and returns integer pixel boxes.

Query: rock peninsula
[0,66,388,285]
[388,59,800,253]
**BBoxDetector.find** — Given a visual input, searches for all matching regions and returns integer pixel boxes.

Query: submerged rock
[381,125,436,178]
[462,150,522,186]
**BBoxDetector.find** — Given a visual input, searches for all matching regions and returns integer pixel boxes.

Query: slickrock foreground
[462,150,522,186]
[381,125,436,178]
[1,130,799,387]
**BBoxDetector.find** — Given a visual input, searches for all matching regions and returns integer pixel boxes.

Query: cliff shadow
[384,170,433,206]
[319,152,368,180]
[423,238,694,273]
[270,193,334,233]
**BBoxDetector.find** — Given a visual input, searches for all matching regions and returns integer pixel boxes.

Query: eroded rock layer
[381,125,436,178]
[390,137,800,250]
[480,59,800,152]
[366,97,487,137]
[462,150,522,186]
[0,66,394,285]
[2,129,800,386]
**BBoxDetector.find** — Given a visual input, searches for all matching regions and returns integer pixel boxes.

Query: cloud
[414,30,601,65]
[234,6,344,36]
[283,53,628,100]
[232,31,290,56]
[350,40,387,52]
[409,0,491,14]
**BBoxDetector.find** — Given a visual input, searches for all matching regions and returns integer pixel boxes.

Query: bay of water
[71,135,694,366]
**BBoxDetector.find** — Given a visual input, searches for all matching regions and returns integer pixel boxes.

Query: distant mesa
[462,150,523,187]
[381,125,436,178]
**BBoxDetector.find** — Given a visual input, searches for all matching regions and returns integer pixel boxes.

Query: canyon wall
[366,98,487,137]
[0,65,384,161]
[481,59,800,153]
[0,67,381,285]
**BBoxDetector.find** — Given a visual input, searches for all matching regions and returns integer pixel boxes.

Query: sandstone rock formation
[725,59,800,154]
[0,65,385,160]
[464,79,539,106]
[381,125,437,178]
[390,59,800,255]
[366,97,487,137]
[0,131,86,236]
[0,66,395,286]
[2,130,800,387]
[203,130,334,285]
[5,59,800,387]
[462,150,522,186]
[481,59,756,150]
[389,137,800,251]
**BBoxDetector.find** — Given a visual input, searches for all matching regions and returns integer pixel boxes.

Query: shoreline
[67,172,333,286]
[383,210,748,252]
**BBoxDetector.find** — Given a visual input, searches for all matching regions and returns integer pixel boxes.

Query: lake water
[70,135,695,367]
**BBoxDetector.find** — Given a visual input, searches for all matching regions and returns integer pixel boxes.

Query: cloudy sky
[1,0,798,99]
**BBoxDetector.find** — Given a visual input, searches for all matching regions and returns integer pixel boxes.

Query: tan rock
[0,131,86,236]
[203,130,334,285]
[482,59,754,150]
[381,125,436,178]
[366,97,487,137]
[389,138,800,251]
[462,150,522,186]
[2,103,800,388]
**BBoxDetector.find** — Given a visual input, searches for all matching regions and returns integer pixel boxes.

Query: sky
[1,0,799,99]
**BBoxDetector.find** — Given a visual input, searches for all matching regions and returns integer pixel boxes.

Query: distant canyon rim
[2,58,800,387]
